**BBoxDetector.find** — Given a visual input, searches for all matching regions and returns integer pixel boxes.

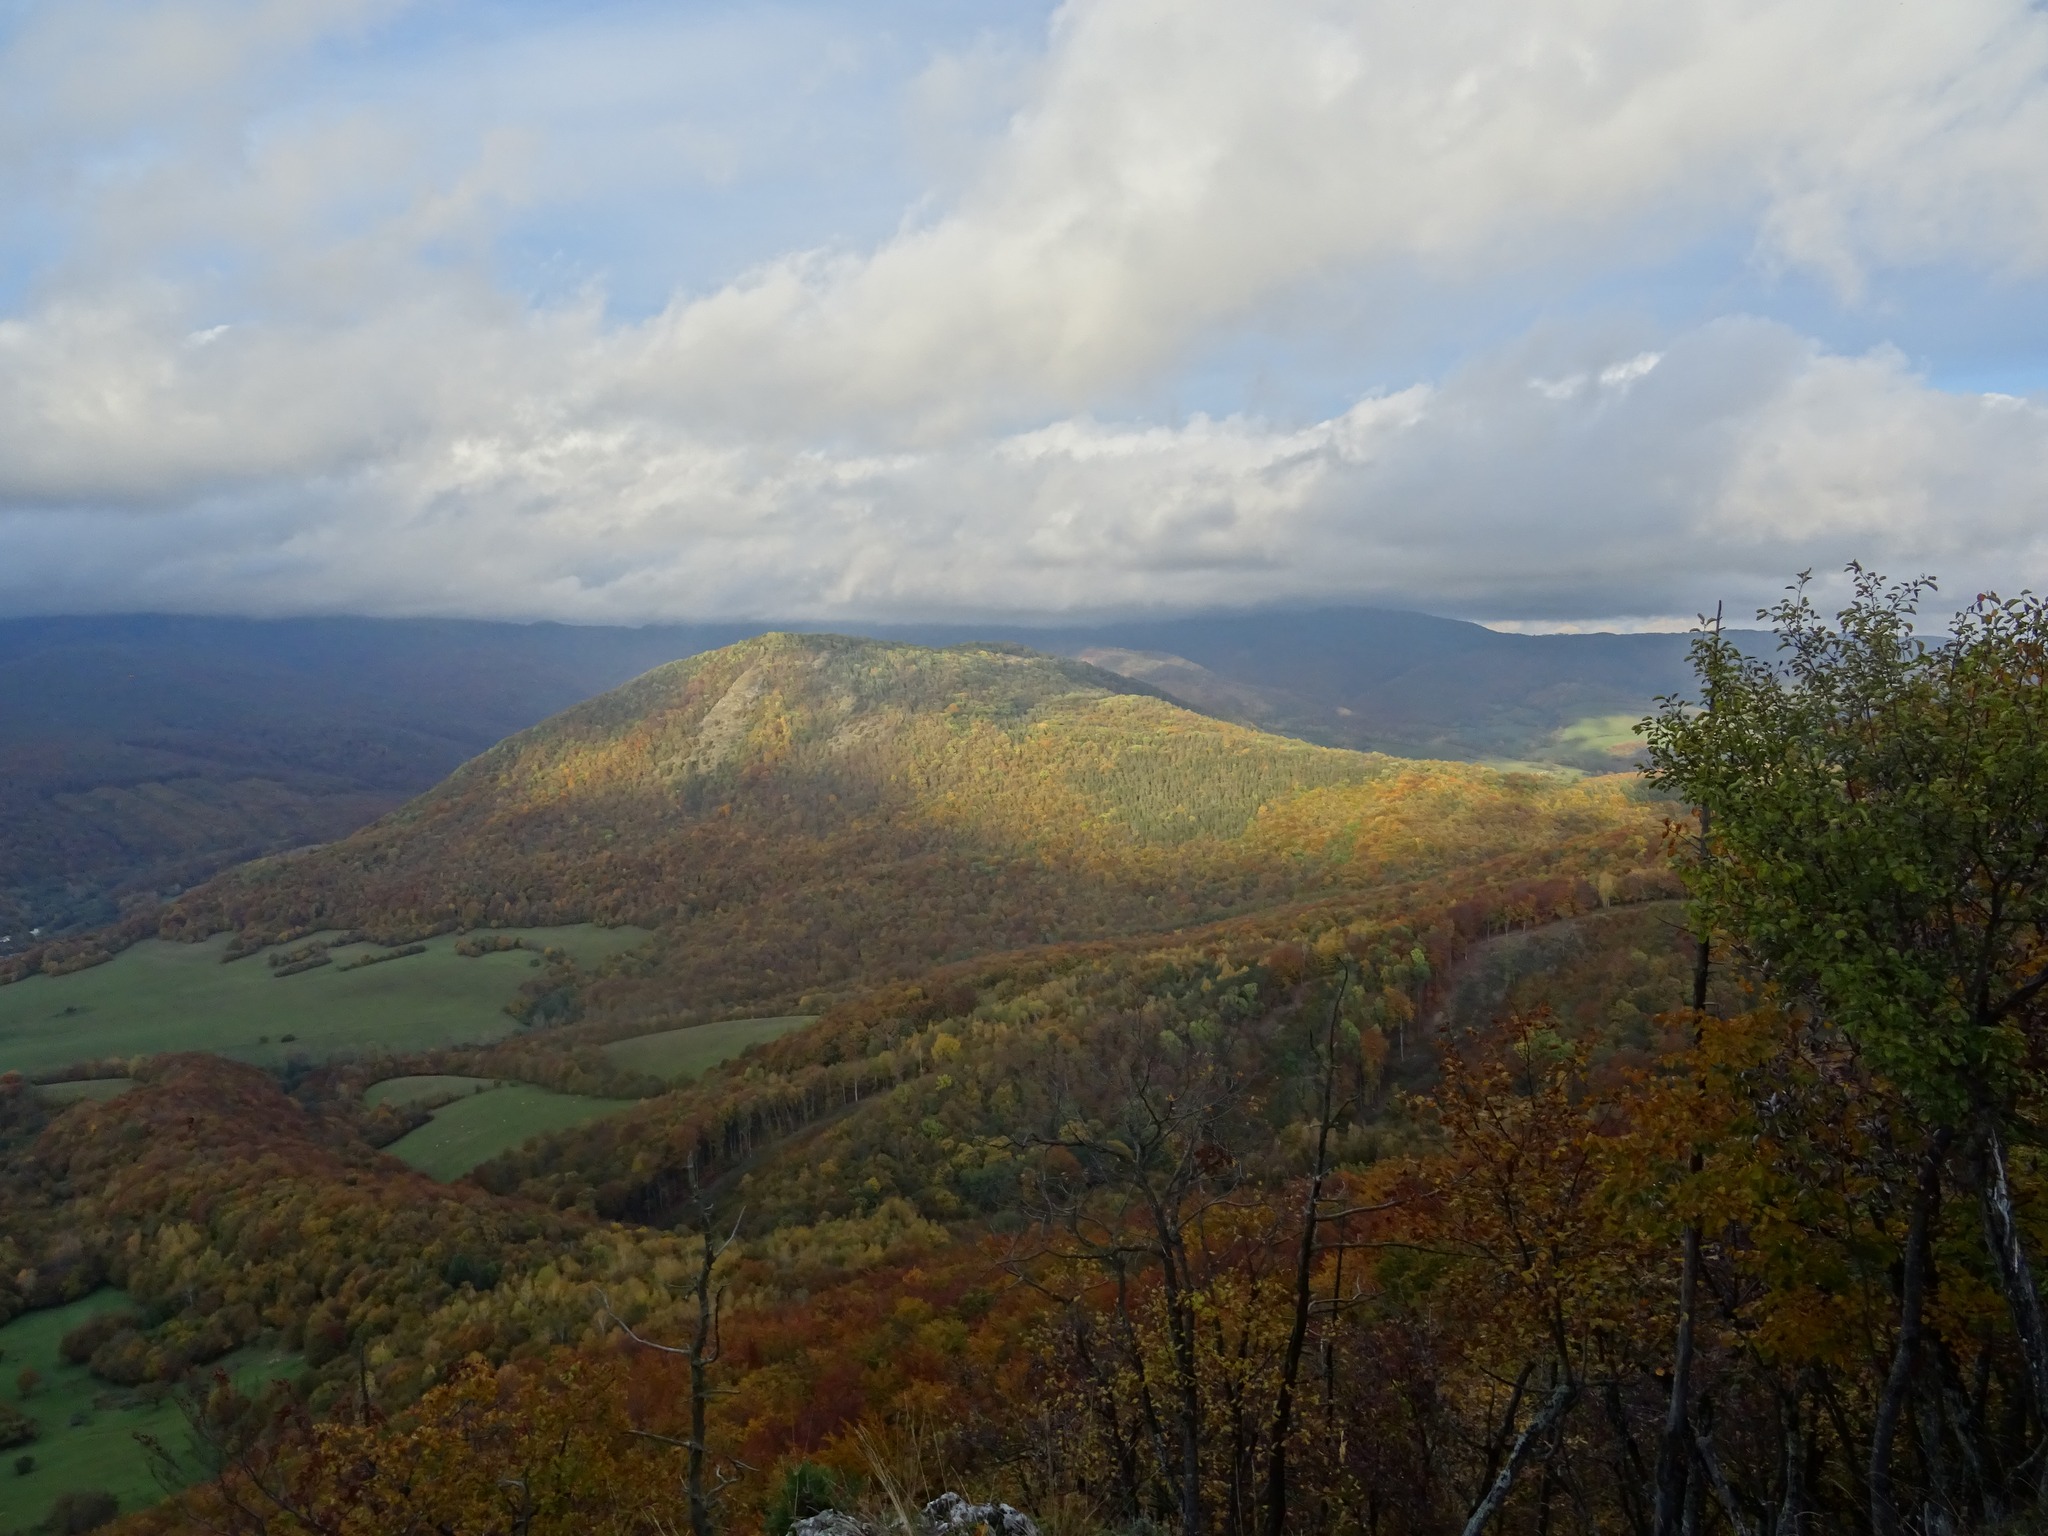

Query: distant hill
[0,615,754,940]
[148,633,1657,1026]
[0,608,1725,941]
[895,608,1749,766]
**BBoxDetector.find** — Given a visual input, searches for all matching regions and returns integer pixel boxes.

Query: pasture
[1552,712,1646,762]
[363,1074,496,1110]
[0,925,649,1079]
[381,1084,633,1180]
[0,1289,297,1531]
[601,1016,814,1082]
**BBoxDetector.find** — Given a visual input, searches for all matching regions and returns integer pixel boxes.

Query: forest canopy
[6,590,2048,1536]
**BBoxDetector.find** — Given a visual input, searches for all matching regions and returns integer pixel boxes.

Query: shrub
[85,1330,150,1386]
[46,1489,119,1533]
[766,1462,857,1536]
[59,1311,139,1365]
[0,1403,38,1449]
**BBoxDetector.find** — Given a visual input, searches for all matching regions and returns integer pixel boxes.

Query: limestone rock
[787,1513,872,1536]
[785,1493,1041,1536]
[921,1492,1042,1536]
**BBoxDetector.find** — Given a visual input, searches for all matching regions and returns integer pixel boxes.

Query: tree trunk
[688,1229,716,1536]
[1654,1223,1701,1536]
[1871,1137,1945,1536]
[1691,1424,1755,1536]
[1262,967,1350,1536]
[1774,1380,1805,1536]
[1461,1378,1577,1536]
[1657,915,1713,1536]
[1976,1115,2048,1457]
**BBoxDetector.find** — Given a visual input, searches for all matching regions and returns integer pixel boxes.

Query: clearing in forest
[382,1083,634,1180]
[0,1289,298,1529]
[601,1016,815,1082]
[363,1074,496,1110]
[0,925,649,1079]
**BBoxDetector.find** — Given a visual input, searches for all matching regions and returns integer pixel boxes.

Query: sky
[1,0,2046,630]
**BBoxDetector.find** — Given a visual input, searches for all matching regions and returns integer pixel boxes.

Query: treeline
[468,822,1675,1226]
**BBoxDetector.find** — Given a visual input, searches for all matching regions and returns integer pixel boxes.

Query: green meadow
[600,1016,814,1082]
[0,926,649,1079]
[381,1084,634,1180]
[363,1074,497,1110]
[1552,712,1646,761]
[0,1290,297,1532]
[370,1022,815,1180]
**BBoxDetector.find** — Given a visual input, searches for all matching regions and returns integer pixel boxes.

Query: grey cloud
[4,0,2048,622]
[2,319,2042,624]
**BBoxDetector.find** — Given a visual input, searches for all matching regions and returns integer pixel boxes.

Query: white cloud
[1,0,2046,620]
[605,0,2048,433]
[2,318,2042,625]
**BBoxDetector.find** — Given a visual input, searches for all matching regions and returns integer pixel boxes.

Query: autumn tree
[1646,570,2048,1527]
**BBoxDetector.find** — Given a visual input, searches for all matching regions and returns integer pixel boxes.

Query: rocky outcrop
[788,1493,1040,1536]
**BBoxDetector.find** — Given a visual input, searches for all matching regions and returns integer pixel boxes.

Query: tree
[1645,569,2048,1503]
[604,1190,745,1536]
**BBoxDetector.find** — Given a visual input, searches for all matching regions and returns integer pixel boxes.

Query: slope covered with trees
[10,576,2044,1536]
[0,608,1718,947]
[97,634,1651,1024]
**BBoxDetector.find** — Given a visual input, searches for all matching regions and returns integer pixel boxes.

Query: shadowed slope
[150,634,1652,1024]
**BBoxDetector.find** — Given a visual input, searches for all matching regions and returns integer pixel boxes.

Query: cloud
[612,0,2048,433]
[1,0,2046,622]
[2,318,2042,625]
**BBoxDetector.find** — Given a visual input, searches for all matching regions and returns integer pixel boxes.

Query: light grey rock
[788,1513,874,1536]
[920,1492,1042,1536]
[784,1492,1041,1536]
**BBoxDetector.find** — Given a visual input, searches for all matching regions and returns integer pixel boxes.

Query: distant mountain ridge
[0,607,1724,939]
[144,632,1655,1025]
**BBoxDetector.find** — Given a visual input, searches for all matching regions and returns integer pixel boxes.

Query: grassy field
[602,1016,815,1082]
[0,925,649,1079]
[1552,713,1646,762]
[382,1084,633,1180]
[363,1074,496,1110]
[0,1290,297,1532]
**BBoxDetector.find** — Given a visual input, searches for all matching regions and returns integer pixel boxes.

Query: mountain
[149,633,1656,1025]
[0,607,1721,943]
[952,608,1730,765]
[0,615,758,941]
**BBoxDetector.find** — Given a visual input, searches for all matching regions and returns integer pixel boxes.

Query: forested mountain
[128,633,1655,1026]
[0,708,1677,1535]
[0,616,749,942]
[4,585,2044,1536]
[0,609,1721,944]
[987,607,1726,764]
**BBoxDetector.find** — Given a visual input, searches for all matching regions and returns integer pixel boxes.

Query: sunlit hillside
[138,633,1660,1024]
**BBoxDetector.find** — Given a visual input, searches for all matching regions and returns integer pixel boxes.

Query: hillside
[132,633,1655,1028]
[0,615,747,942]
[0,815,1681,1529]
[1038,608,1713,765]
[10,600,2014,1536]
[0,608,1718,945]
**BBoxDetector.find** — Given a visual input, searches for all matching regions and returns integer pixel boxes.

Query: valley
[0,602,2038,1536]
